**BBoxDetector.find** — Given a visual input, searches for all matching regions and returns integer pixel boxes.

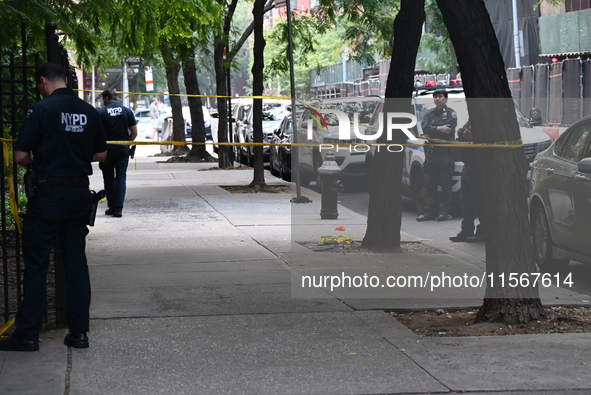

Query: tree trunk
[435,0,543,323]
[214,40,232,168]
[249,0,266,189]
[181,42,215,162]
[212,0,240,169]
[160,44,189,155]
[362,0,425,250]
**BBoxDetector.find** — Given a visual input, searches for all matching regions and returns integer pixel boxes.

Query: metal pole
[91,66,96,107]
[225,49,234,165]
[287,0,311,204]
[512,0,521,68]
[122,61,129,108]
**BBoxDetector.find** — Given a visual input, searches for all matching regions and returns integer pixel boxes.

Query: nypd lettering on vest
[61,112,87,133]
[107,107,123,116]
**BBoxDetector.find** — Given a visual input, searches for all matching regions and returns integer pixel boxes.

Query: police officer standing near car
[417,89,458,222]
[449,121,485,242]
[0,63,107,352]
[99,89,137,218]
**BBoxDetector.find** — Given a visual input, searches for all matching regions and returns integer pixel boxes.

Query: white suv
[295,96,381,187]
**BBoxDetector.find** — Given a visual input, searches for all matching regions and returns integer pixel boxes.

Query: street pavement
[1,144,590,395]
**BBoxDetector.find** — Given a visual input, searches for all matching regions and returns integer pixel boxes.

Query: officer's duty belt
[45,176,89,188]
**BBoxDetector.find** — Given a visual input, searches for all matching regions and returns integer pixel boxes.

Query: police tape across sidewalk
[0,135,524,237]
[106,138,525,149]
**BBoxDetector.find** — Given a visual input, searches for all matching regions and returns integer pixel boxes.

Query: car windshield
[514,107,532,128]
[262,103,288,121]
[319,100,379,126]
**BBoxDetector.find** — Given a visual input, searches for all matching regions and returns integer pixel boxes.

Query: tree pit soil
[220,185,292,194]
[392,306,591,337]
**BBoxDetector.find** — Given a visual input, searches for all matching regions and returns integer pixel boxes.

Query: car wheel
[247,149,254,167]
[531,204,569,272]
[233,146,241,164]
[279,153,291,181]
[239,147,247,165]
[314,155,323,191]
[411,167,426,214]
[270,152,280,177]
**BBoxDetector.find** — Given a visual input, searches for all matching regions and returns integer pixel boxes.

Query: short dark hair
[433,89,448,98]
[102,89,116,101]
[35,62,66,84]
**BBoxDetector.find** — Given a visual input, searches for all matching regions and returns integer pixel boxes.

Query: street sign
[145,66,154,92]
[275,0,286,7]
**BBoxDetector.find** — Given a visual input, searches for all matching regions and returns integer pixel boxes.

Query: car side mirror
[529,108,542,126]
[211,112,219,119]
[578,157,591,174]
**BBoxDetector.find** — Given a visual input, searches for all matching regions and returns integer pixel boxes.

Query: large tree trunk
[362,0,425,250]
[181,42,215,162]
[436,0,543,324]
[160,44,189,155]
[248,0,266,189]
[214,41,232,168]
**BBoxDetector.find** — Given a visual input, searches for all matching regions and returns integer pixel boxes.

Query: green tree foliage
[313,0,400,65]
[263,15,342,96]
[415,0,455,74]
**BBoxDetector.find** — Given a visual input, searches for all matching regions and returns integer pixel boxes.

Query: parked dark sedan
[241,102,288,166]
[269,115,293,181]
[529,115,591,271]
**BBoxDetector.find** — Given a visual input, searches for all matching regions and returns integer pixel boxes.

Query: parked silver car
[529,115,591,271]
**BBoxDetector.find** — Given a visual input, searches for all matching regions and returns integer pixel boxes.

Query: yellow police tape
[106,138,524,148]
[1,139,22,235]
[0,317,15,337]
[317,235,354,246]
[0,134,524,237]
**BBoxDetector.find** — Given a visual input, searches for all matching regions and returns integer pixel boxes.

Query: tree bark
[214,40,232,168]
[362,0,425,250]
[212,0,274,169]
[180,42,215,161]
[435,0,543,323]
[213,0,240,169]
[160,44,189,155]
[249,0,266,189]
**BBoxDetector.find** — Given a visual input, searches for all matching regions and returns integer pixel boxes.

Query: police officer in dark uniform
[449,121,485,242]
[0,63,107,352]
[417,89,458,222]
[99,89,137,218]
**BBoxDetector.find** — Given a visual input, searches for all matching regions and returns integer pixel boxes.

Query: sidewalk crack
[64,347,72,395]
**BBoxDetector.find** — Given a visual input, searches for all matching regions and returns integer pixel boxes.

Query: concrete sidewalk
[1,146,590,394]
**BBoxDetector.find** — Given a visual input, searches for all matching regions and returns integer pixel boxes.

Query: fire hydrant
[317,152,343,219]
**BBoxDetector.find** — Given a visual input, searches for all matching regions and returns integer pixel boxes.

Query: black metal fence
[0,23,39,325]
[1,22,74,327]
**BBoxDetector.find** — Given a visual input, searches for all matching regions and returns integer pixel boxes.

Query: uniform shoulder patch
[24,108,34,120]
